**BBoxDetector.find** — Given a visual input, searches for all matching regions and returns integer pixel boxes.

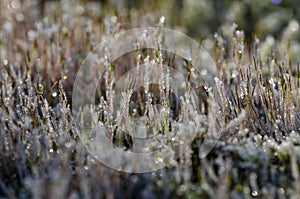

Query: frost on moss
[1,0,300,198]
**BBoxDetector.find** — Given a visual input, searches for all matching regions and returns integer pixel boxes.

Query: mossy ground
[1,0,300,198]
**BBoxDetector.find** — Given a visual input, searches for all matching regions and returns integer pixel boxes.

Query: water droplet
[3,97,10,106]
[111,16,118,23]
[62,26,69,35]
[37,84,44,93]
[157,157,163,163]
[3,22,13,33]
[75,6,84,15]
[16,13,24,22]
[65,141,74,148]
[279,187,285,194]
[219,166,225,173]
[290,20,299,32]
[252,191,258,196]
[201,69,207,76]
[27,30,37,41]
[11,0,21,9]
[159,16,165,24]
[3,59,8,66]
[35,21,43,29]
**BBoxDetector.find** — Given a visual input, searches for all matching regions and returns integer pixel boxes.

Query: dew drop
[252,191,258,196]
[157,157,163,163]
[35,21,43,29]
[11,0,21,9]
[75,6,84,15]
[219,166,225,173]
[201,69,207,76]
[179,185,187,192]
[111,16,118,23]
[3,97,10,106]
[159,16,165,24]
[3,59,8,66]
[290,20,299,32]
[65,141,74,148]
[279,187,285,194]
[16,13,24,22]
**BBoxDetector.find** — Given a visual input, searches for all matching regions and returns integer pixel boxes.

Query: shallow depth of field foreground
[1,0,300,198]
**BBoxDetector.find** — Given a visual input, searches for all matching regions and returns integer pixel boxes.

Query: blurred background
[2,0,300,40]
